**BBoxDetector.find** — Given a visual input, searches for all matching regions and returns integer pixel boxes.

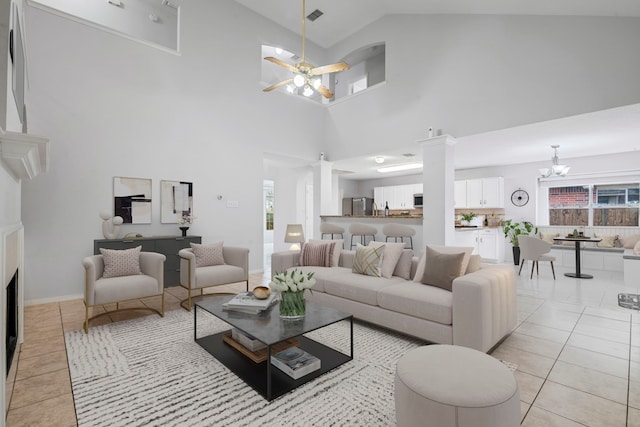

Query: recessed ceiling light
[374,156,385,164]
[377,163,423,173]
[275,47,283,55]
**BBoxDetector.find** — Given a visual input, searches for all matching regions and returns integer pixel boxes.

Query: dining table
[552,236,602,279]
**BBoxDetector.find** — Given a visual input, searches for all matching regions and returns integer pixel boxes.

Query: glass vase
[279,291,306,320]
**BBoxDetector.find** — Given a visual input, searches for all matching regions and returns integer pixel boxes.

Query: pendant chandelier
[539,145,570,177]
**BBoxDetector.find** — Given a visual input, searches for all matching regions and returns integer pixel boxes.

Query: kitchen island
[320,215,423,252]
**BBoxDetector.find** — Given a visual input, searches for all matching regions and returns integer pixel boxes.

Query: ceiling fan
[263,0,350,99]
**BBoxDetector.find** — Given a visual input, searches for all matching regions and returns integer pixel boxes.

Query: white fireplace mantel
[0,129,50,181]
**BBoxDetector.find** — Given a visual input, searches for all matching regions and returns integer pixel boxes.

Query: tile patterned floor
[6,265,640,426]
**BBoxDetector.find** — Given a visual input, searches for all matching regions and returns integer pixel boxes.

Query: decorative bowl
[252,286,271,300]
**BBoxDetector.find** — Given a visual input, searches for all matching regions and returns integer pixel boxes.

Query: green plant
[460,212,477,222]
[503,219,538,247]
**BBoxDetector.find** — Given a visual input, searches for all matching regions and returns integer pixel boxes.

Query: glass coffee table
[194,295,353,401]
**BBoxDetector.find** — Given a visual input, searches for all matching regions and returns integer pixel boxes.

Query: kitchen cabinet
[456,177,504,209]
[375,184,422,210]
[454,228,503,262]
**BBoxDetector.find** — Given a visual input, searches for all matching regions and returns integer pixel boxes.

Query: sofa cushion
[323,271,405,306]
[286,266,350,292]
[369,241,405,279]
[420,247,466,291]
[377,281,453,325]
[193,264,245,289]
[191,242,225,267]
[299,241,335,267]
[100,245,142,278]
[95,274,158,304]
[540,232,559,244]
[621,234,640,249]
[393,249,414,280]
[353,244,384,277]
[594,234,618,248]
[413,245,473,282]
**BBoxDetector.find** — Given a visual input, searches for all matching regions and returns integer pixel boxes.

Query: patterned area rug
[65,309,425,427]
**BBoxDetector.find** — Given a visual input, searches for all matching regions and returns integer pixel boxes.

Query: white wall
[325,14,640,160]
[20,1,326,301]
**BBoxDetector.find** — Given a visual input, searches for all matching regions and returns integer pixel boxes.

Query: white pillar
[418,135,457,247]
[312,160,334,239]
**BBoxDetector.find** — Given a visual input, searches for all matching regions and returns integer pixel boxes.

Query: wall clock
[511,189,529,207]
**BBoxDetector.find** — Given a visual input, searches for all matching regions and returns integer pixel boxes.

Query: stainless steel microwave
[413,193,423,208]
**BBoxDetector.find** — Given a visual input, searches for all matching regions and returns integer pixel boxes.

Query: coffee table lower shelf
[196,330,352,401]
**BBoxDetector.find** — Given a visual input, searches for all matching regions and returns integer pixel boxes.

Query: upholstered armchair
[518,235,556,279]
[82,249,166,333]
[179,243,249,311]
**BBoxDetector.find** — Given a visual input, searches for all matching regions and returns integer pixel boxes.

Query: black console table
[94,235,201,287]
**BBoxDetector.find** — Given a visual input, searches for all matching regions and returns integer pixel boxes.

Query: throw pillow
[595,234,618,248]
[466,254,482,274]
[634,240,640,256]
[299,241,335,267]
[620,234,640,249]
[100,245,142,278]
[309,239,343,267]
[190,241,225,267]
[540,232,559,244]
[393,249,414,280]
[420,246,466,291]
[413,245,473,282]
[352,244,385,277]
[368,241,405,279]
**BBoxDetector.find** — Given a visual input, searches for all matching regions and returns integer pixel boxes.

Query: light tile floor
[6,264,640,426]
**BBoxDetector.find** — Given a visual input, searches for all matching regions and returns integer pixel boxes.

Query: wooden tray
[223,333,299,363]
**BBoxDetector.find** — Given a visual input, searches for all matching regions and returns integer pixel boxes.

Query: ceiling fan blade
[310,62,350,75]
[263,78,294,92]
[264,57,298,73]
[316,85,334,99]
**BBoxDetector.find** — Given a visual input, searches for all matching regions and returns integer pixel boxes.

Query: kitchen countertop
[320,215,422,219]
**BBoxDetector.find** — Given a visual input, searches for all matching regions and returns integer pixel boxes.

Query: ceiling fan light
[286,84,295,94]
[375,156,385,164]
[293,74,305,87]
[552,164,567,175]
[311,78,321,90]
[303,85,313,97]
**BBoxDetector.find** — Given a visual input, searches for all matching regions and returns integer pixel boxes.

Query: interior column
[419,135,457,247]
[312,159,334,239]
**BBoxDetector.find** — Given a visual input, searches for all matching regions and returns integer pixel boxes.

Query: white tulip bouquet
[269,269,316,319]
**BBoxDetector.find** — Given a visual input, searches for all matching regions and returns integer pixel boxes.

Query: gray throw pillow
[420,246,465,291]
[100,245,142,278]
[191,242,225,267]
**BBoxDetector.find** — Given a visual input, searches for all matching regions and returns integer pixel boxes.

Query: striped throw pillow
[299,241,335,267]
[100,246,142,278]
[352,243,385,277]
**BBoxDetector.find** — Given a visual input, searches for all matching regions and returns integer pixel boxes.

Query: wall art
[113,177,152,224]
[160,180,193,223]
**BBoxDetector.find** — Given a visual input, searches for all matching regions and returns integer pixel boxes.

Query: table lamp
[285,224,305,250]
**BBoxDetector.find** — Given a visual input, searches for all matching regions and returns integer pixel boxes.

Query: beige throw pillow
[368,241,405,279]
[420,246,466,291]
[299,241,335,267]
[635,240,640,256]
[309,239,343,267]
[466,254,482,274]
[540,232,559,244]
[413,245,474,282]
[393,249,414,280]
[100,245,142,278]
[595,234,618,248]
[191,242,225,267]
[620,234,640,249]
[352,244,384,277]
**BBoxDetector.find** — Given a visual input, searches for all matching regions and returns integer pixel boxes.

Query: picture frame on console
[160,180,193,223]
[113,177,152,224]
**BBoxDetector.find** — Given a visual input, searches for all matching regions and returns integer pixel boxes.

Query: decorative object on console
[99,210,123,239]
[113,177,152,224]
[179,213,195,236]
[539,145,570,177]
[161,180,193,223]
[284,223,305,250]
[269,268,316,319]
[503,219,538,265]
[262,0,349,99]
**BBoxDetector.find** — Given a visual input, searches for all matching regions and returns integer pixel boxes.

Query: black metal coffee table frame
[194,296,353,401]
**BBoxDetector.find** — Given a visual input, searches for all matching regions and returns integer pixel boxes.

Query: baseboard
[25,293,83,306]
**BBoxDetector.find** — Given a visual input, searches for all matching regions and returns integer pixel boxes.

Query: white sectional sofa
[272,249,517,353]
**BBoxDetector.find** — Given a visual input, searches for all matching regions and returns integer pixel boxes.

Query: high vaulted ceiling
[234,0,640,48]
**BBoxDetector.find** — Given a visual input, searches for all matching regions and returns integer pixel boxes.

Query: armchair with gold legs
[82,250,166,333]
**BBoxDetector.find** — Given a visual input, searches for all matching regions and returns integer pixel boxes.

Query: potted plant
[460,212,477,226]
[503,219,538,265]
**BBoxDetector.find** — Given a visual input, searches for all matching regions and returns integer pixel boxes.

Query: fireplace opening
[6,270,18,377]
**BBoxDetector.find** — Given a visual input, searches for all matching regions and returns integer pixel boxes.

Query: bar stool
[320,223,345,240]
[383,223,416,249]
[349,223,377,249]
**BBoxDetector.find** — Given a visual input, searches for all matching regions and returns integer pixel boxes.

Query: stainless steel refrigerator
[352,197,374,216]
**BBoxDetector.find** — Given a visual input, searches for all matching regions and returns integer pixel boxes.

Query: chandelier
[539,145,570,177]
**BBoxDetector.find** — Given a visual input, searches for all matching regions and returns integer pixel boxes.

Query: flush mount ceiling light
[539,145,570,177]
[262,0,350,99]
[374,156,385,164]
[377,163,423,173]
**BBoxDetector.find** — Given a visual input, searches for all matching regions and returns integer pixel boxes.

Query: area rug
[65,309,425,427]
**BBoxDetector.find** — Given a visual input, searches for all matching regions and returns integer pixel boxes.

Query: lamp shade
[284,224,305,243]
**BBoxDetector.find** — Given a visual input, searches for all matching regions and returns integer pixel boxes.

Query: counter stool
[349,223,377,249]
[395,345,520,427]
[383,223,416,249]
[320,223,345,240]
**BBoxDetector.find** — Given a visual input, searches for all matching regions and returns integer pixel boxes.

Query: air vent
[307,9,323,22]
[402,153,416,157]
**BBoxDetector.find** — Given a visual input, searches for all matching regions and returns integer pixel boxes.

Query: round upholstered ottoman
[395,345,520,427]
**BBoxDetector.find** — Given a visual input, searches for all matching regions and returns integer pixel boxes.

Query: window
[548,183,639,226]
[265,188,274,231]
[350,76,368,95]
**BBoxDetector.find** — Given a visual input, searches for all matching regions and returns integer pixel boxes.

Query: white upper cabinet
[454,181,467,208]
[375,184,422,210]
[458,177,504,209]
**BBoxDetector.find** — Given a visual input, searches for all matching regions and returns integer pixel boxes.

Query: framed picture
[113,177,152,224]
[160,180,193,223]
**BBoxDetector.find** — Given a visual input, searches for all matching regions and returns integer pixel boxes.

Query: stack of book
[271,347,321,379]
[231,328,266,352]
[222,291,277,314]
